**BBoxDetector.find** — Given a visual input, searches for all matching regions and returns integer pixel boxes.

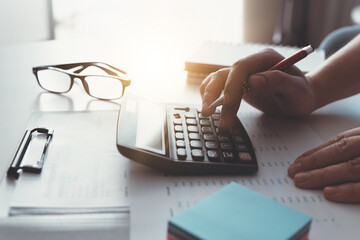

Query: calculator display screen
[135,100,166,155]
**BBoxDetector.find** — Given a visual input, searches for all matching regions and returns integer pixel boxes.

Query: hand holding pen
[209,46,313,108]
[200,46,316,131]
[201,36,360,203]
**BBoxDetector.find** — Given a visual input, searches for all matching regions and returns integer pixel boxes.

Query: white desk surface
[0,37,201,239]
[1,38,360,239]
[0,37,201,180]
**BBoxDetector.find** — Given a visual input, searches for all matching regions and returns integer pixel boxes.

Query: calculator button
[200,119,211,126]
[220,142,234,150]
[189,133,201,140]
[201,126,213,134]
[211,113,220,120]
[205,141,218,149]
[185,112,196,119]
[174,125,183,132]
[176,140,185,148]
[190,140,202,149]
[207,150,220,162]
[173,118,182,125]
[238,152,252,161]
[191,149,204,161]
[203,134,216,141]
[175,133,184,140]
[213,120,219,127]
[188,126,199,133]
[218,134,231,142]
[235,143,249,152]
[186,119,197,125]
[233,136,246,143]
[177,148,187,160]
[223,151,235,162]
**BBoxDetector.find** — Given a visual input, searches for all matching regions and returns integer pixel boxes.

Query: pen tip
[303,45,313,54]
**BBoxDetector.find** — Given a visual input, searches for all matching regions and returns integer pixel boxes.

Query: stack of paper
[8,111,130,216]
[185,41,325,84]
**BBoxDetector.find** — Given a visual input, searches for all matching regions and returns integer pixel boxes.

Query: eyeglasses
[33,62,131,100]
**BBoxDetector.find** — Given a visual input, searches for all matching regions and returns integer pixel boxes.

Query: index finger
[219,49,285,130]
[296,128,360,159]
[200,68,231,116]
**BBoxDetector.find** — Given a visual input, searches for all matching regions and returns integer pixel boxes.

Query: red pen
[268,45,313,70]
[208,45,314,108]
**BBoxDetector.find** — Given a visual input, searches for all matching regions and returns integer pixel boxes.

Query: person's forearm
[306,34,360,110]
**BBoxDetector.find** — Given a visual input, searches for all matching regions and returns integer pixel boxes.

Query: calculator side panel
[116,95,171,170]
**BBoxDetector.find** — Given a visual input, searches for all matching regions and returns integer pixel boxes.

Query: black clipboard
[7,128,53,179]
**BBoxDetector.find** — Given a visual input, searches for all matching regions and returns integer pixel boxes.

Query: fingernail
[201,104,211,117]
[249,75,266,89]
[288,163,302,177]
[294,172,311,184]
[324,186,338,196]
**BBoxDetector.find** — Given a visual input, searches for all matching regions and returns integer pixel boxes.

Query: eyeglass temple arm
[56,62,120,76]
[73,63,124,76]
[33,62,127,77]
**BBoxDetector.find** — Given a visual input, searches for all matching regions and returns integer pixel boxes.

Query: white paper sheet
[130,109,360,240]
[9,111,130,216]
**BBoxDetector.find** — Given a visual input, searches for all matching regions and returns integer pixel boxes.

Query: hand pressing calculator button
[117,95,258,174]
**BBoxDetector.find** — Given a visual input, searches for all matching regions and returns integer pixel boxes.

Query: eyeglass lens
[84,76,124,100]
[37,69,72,93]
[37,70,125,100]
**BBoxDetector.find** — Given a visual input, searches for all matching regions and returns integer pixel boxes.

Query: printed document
[130,106,360,240]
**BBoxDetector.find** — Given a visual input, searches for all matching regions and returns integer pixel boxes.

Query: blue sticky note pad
[168,183,312,240]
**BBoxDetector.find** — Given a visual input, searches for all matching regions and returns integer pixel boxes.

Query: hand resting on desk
[288,128,360,203]
[200,35,360,203]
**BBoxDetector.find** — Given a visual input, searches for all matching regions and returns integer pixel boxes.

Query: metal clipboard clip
[7,128,54,179]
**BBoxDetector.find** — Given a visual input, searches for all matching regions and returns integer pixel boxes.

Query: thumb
[250,70,298,92]
[247,70,314,115]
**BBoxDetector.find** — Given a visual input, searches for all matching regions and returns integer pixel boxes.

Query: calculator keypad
[170,107,255,164]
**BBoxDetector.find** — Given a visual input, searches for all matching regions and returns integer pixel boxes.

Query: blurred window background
[1,0,360,48]
[0,0,54,46]
[52,0,244,46]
